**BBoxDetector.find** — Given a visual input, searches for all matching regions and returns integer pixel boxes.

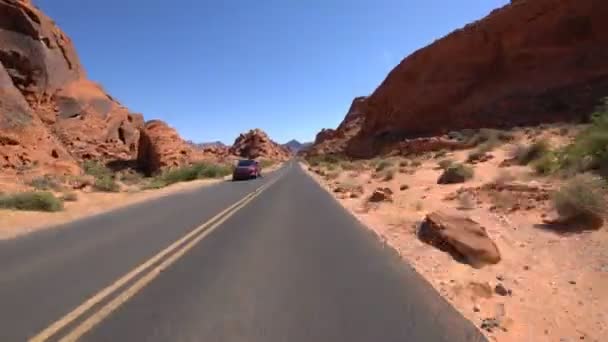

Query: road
[0,162,486,342]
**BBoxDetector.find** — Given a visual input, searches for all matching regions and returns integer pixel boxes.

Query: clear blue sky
[36,0,508,144]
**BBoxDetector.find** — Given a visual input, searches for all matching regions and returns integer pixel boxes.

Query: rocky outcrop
[136,120,196,175]
[283,139,312,153]
[229,129,291,160]
[308,96,367,155]
[319,0,608,157]
[0,0,197,182]
[418,210,501,267]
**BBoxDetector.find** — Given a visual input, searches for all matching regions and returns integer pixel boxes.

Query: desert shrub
[467,128,512,147]
[399,159,410,167]
[0,192,63,212]
[552,174,606,224]
[83,160,111,178]
[143,178,168,190]
[438,159,454,170]
[559,111,608,177]
[514,140,551,165]
[340,161,355,171]
[119,172,143,185]
[197,163,232,178]
[307,154,344,167]
[259,159,275,168]
[381,168,396,181]
[438,163,474,184]
[411,160,422,167]
[434,150,448,159]
[457,192,475,210]
[447,131,465,141]
[532,152,560,176]
[467,148,488,163]
[28,175,62,191]
[375,159,393,172]
[62,192,78,202]
[94,175,120,192]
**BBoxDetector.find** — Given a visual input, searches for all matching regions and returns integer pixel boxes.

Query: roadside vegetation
[144,162,232,189]
[552,174,607,226]
[83,160,120,192]
[0,191,64,212]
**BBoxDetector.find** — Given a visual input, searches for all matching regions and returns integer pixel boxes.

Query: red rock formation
[229,129,291,160]
[136,120,195,175]
[0,0,197,181]
[319,0,608,157]
[308,96,367,155]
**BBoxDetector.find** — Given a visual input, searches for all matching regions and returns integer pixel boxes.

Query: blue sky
[36,0,508,144]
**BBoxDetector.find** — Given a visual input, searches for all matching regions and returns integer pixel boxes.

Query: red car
[232,159,262,180]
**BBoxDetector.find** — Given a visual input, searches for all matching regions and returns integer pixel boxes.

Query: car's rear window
[237,160,255,167]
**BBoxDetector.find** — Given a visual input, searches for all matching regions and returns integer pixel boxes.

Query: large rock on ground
[229,128,290,160]
[418,210,501,267]
[319,0,608,157]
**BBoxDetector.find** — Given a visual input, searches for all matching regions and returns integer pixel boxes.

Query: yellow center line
[30,174,282,342]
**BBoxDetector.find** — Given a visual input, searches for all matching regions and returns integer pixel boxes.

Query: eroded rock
[418,210,501,267]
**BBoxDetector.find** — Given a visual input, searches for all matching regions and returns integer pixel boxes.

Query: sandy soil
[304,128,607,342]
[0,163,283,240]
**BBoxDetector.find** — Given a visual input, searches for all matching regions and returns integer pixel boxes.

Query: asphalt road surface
[0,162,486,342]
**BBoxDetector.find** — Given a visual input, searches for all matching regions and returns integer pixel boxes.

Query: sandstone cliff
[315,0,608,157]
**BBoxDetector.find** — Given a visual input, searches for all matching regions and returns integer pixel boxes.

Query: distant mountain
[187,141,228,149]
[283,140,313,153]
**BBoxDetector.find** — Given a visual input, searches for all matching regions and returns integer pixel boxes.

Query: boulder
[368,187,393,202]
[418,210,501,267]
[136,120,194,175]
[229,128,290,160]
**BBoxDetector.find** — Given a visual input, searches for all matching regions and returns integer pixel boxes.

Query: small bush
[340,161,355,171]
[159,163,232,186]
[0,192,63,212]
[514,140,551,165]
[532,152,559,176]
[438,159,454,170]
[375,159,393,172]
[399,159,410,167]
[447,131,465,141]
[381,168,396,181]
[143,178,168,190]
[467,128,512,147]
[120,172,143,185]
[438,163,474,184]
[559,112,608,178]
[552,174,606,225]
[434,150,448,159]
[457,192,475,210]
[259,159,275,168]
[467,149,486,163]
[94,175,120,192]
[83,160,111,178]
[28,175,62,191]
[411,160,422,167]
[62,192,78,202]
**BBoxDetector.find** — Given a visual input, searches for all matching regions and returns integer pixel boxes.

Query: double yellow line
[30,175,282,342]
